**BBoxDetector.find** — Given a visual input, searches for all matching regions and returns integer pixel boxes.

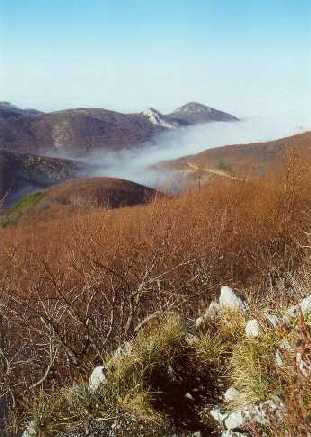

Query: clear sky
[0,0,310,117]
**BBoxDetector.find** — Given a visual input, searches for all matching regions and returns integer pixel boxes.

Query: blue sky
[0,0,310,116]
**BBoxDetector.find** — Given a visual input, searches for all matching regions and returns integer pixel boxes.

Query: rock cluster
[196,286,247,328]
[22,286,311,436]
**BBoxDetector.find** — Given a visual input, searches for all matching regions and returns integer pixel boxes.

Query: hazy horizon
[0,0,310,118]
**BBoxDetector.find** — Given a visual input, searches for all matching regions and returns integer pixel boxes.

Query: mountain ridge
[0,101,239,156]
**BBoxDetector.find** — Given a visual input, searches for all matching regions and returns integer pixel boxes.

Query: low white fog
[85,114,311,188]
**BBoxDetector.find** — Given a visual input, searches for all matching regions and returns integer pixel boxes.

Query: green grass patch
[0,191,44,227]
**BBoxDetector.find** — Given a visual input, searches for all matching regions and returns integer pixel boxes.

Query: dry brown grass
[1,146,311,433]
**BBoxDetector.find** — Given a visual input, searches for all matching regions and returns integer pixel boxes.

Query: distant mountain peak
[174,102,213,114]
[168,102,239,125]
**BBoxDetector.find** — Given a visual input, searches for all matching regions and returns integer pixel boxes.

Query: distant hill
[1,177,160,225]
[0,102,238,156]
[167,102,239,125]
[0,149,87,206]
[36,176,159,209]
[158,131,311,184]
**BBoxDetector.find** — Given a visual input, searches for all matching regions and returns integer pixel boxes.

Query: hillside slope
[159,131,311,183]
[1,177,160,225]
[2,154,311,435]
[0,150,87,205]
[32,176,159,210]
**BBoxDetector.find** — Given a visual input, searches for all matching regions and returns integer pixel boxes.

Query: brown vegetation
[160,130,311,181]
[32,176,159,209]
[1,146,311,433]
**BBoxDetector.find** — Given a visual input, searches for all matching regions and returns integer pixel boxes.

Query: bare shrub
[1,147,311,432]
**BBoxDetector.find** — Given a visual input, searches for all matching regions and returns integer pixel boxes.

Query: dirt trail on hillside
[186,162,237,180]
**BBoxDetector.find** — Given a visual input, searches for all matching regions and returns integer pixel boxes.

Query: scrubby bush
[1,147,311,434]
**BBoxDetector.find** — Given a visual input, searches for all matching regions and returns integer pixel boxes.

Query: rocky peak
[142,107,177,129]
[174,102,213,114]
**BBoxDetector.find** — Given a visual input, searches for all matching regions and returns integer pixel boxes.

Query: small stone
[185,392,195,401]
[283,295,311,324]
[224,410,245,430]
[266,313,280,328]
[206,301,221,318]
[89,366,107,393]
[195,302,221,328]
[212,399,283,432]
[300,295,311,315]
[245,319,261,337]
[224,387,240,403]
[219,286,247,311]
[210,407,228,424]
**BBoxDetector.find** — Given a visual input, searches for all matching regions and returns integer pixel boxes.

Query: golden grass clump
[230,330,281,407]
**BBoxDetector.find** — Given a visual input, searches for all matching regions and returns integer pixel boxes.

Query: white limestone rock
[266,313,280,328]
[224,404,266,430]
[224,410,245,430]
[300,295,311,315]
[283,294,311,324]
[195,302,221,328]
[245,319,261,337]
[207,301,221,318]
[210,407,227,425]
[224,387,240,403]
[142,108,177,129]
[211,398,283,431]
[219,286,247,311]
[89,366,107,393]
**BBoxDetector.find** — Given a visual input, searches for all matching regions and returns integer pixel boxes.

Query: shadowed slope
[0,149,87,205]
